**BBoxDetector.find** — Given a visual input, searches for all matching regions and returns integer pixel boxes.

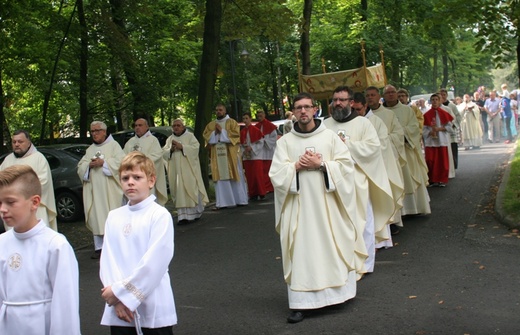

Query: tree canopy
[0,0,516,151]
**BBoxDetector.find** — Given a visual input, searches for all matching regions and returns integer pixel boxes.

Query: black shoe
[390,224,400,235]
[91,249,101,259]
[287,310,305,323]
[258,195,266,201]
[177,219,189,225]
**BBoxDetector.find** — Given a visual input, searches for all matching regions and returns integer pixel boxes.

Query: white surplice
[0,220,80,335]
[100,195,177,328]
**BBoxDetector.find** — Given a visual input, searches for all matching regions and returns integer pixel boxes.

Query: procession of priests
[1,81,469,331]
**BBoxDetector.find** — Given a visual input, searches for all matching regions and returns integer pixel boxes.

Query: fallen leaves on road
[438,300,444,304]
[408,295,417,299]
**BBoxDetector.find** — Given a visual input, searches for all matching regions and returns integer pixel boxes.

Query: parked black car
[39,144,88,223]
[0,144,88,223]
[111,126,173,148]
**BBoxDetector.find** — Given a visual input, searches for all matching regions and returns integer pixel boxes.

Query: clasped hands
[89,158,104,168]
[101,286,134,323]
[295,150,322,171]
[171,139,183,151]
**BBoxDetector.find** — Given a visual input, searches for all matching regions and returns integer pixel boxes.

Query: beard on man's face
[332,105,350,121]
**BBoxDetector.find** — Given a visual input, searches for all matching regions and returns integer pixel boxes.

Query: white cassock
[325,116,394,273]
[0,220,80,335]
[162,131,209,220]
[100,195,177,329]
[269,120,366,309]
[0,146,57,231]
[385,102,431,215]
[78,135,124,236]
[124,131,168,206]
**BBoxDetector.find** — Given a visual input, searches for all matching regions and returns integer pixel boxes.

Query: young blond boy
[0,165,80,335]
[100,152,177,335]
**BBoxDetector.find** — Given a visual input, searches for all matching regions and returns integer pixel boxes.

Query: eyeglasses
[90,129,104,133]
[294,105,315,111]
[384,91,397,94]
[332,98,351,103]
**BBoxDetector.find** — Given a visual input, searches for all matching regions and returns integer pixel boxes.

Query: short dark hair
[333,86,354,97]
[13,130,31,142]
[242,112,252,118]
[365,86,380,94]
[293,92,315,105]
[353,92,366,105]
[430,93,441,100]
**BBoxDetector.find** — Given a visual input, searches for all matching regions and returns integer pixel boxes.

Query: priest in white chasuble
[269,92,366,324]
[0,130,57,231]
[163,119,209,224]
[383,85,431,216]
[78,121,125,259]
[123,118,168,206]
[361,103,405,248]
[324,87,394,275]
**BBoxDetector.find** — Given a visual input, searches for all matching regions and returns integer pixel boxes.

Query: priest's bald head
[383,85,398,107]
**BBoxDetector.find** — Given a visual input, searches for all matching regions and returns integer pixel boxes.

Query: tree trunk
[107,0,148,121]
[432,46,438,91]
[300,0,312,75]
[194,0,222,189]
[110,69,125,131]
[356,0,368,68]
[441,46,449,89]
[77,0,89,138]
[40,2,77,143]
[0,67,6,153]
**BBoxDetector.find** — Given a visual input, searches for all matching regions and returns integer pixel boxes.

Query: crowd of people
[0,82,518,333]
[412,84,519,149]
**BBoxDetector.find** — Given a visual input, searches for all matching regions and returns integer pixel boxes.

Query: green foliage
[0,0,514,148]
[472,0,519,68]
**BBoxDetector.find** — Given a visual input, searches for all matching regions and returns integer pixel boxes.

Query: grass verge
[503,143,520,223]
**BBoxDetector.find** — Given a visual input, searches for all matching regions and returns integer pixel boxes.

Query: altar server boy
[0,165,80,335]
[100,151,177,335]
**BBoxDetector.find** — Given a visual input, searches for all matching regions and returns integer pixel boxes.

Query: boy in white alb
[0,165,80,335]
[100,151,177,335]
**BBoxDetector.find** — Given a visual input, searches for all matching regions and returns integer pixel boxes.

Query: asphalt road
[75,141,520,335]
